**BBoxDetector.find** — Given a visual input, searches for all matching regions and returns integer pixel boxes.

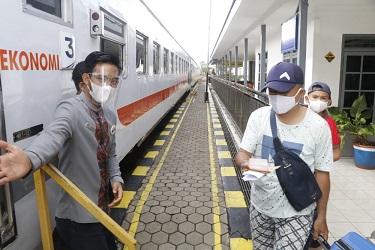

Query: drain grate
[211,92,252,208]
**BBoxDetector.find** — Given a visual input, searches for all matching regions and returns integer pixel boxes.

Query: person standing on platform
[0,51,124,250]
[305,81,341,161]
[304,81,341,250]
[235,62,333,249]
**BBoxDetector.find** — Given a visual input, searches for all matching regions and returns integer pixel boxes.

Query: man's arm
[333,147,341,162]
[313,169,330,241]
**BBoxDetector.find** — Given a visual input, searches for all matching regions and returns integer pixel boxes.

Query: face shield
[87,65,122,106]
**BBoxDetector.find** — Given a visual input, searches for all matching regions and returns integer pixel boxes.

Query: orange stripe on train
[117,81,187,126]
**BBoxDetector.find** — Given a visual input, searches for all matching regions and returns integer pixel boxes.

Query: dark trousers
[55,217,117,250]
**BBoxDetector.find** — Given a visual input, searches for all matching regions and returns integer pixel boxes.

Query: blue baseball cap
[261,62,304,93]
[308,82,331,98]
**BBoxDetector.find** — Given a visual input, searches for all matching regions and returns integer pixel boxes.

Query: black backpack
[270,109,322,211]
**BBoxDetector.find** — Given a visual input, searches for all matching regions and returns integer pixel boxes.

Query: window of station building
[283,51,298,64]
[164,49,169,74]
[340,35,375,123]
[153,42,160,75]
[23,0,73,25]
[136,32,147,75]
[171,52,175,74]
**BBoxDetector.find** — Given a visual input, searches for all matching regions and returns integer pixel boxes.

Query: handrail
[33,163,137,250]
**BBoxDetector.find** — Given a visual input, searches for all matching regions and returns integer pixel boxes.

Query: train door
[339,35,375,156]
[0,74,17,248]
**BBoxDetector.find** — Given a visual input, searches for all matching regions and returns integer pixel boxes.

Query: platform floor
[117,81,375,249]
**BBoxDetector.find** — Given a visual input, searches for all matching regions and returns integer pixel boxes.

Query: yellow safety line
[128,97,193,237]
[207,103,222,250]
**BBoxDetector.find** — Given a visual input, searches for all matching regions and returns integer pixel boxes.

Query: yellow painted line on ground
[207,104,222,250]
[175,111,182,114]
[128,98,193,237]
[170,118,178,123]
[160,131,170,136]
[113,191,136,209]
[154,140,165,146]
[224,191,247,208]
[214,131,224,136]
[132,166,150,176]
[230,238,253,250]
[173,114,180,118]
[213,124,222,129]
[221,167,237,177]
[216,139,227,146]
[144,151,158,158]
[165,124,175,129]
[218,151,232,159]
[213,118,220,123]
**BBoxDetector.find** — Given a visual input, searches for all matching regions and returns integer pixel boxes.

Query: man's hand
[312,216,329,241]
[0,141,32,185]
[108,181,123,208]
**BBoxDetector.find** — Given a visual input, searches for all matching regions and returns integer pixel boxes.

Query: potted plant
[328,94,375,169]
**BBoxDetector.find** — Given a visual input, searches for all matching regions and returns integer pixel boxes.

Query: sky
[143,0,232,66]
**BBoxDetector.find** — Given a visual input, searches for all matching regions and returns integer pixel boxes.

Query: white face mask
[308,99,328,113]
[89,80,114,104]
[268,89,301,114]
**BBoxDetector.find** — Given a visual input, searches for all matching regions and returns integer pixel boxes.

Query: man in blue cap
[235,62,333,249]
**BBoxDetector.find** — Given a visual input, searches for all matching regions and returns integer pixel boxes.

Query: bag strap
[270,109,284,152]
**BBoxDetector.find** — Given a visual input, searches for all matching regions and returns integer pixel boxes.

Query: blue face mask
[268,88,301,114]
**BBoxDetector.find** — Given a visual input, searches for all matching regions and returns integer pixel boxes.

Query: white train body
[0,0,199,249]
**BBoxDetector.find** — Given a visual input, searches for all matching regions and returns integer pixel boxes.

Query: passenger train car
[0,0,199,248]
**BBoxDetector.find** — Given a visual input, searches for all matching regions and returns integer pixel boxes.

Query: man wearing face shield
[235,62,333,249]
[0,51,123,250]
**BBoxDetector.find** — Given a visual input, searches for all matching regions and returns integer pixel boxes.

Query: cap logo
[280,72,290,81]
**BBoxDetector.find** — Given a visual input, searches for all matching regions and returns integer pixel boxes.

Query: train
[0,0,200,249]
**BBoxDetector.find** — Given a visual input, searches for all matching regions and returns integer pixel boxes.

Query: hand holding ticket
[242,159,279,182]
[247,159,280,173]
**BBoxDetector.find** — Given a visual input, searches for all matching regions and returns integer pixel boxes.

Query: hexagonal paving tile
[178,221,194,234]
[140,212,156,224]
[187,213,203,224]
[196,222,212,234]
[196,206,212,215]
[161,221,178,234]
[169,232,186,245]
[144,221,162,234]
[165,205,180,214]
[135,231,151,245]
[172,213,187,223]
[186,231,204,245]
[155,213,172,224]
[151,231,168,245]
[149,205,165,215]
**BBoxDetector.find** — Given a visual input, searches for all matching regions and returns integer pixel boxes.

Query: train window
[136,32,147,75]
[171,52,174,74]
[153,42,160,75]
[101,39,125,76]
[23,0,73,25]
[164,49,169,74]
[176,56,179,74]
